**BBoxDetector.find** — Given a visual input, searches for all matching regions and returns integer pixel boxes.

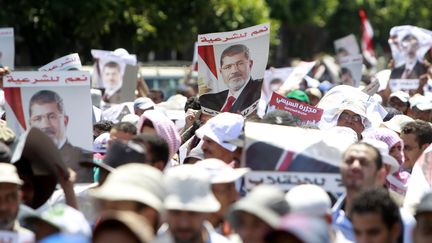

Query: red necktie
[221,96,236,112]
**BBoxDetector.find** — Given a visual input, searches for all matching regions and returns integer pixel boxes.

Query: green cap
[286,90,310,104]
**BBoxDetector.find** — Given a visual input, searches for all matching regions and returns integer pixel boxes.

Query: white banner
[38,53,82,71]
[4,71,90,87]
[0,28,14,69]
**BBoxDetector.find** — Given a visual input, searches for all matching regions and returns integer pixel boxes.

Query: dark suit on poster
[390,61,427,79]
[199,78,263,114]
[60,141,93,183]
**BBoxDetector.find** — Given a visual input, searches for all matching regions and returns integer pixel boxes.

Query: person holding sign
[102,61,122,103]
[28,90,92,182]
[199,44,262,115]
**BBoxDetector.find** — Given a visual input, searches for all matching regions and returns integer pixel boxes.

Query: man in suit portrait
[28,90,93,182]
[199,44,262,116]
[390,34,427,79]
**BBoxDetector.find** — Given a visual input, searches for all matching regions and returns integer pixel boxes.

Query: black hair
[345,142,383,170]
[93,120,114,132]
[29,90,64,116]
[112,122,137,135]
[401,120,432,147]
[350,187,401,230]
[133,134,169,166]
[383,107,403,122]
[184,97,201,112]
[220,44,250,66]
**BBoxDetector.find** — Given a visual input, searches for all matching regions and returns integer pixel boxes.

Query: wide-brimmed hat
[228,185,289,228]
[90,163,165,213]
[389,91,410,103]
[163,164,220,213]
[362,139,400,174]
[381,115,414,134]
[285,184,331,217]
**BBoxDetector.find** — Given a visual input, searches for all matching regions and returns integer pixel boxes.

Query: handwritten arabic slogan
[267,92,323,124]
[0,28,14,69]
[197,23,270,117]
[39,53,82,71]
[4,71,93,150]
[243,122,350,197]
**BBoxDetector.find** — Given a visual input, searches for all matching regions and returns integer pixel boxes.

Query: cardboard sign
[338,54,363,87]
[244,171,344,197]
[334,34,360,58]
[280,61,316,90]
[197,23,270,117]
[91,49,138,104]
[0,28,14,69]
[262,67,294,100]
[267,92,323,123]
[4,71,93,151]
[38,53,82,71]
[243,122,354,197]
[389,79,420,92]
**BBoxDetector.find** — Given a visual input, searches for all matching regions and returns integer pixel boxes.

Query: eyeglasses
[221,60,248,71]
[339,112,363,123]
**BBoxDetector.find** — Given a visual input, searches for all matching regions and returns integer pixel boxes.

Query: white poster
[0,28,14,69]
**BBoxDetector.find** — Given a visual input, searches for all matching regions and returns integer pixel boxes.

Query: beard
[0,212,16,230]
[227,75,247,92]
[104,80,122,96]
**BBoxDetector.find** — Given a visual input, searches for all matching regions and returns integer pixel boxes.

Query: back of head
[285,184,331,217]
[132,134,169,167]
[112,121,137,135]
[262,110,298,126]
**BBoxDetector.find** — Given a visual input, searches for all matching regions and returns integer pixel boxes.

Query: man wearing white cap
[195,113,244,165]
[388,91,410,115]
[336,99,370,140]
[0,163,34,242]
[134,97,155,116]
[90,163,165,232]
[154,164,230,243]
[194,159,250,237]
[410,95,432,122]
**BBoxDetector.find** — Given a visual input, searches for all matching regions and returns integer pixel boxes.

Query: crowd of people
[0,40,432,243]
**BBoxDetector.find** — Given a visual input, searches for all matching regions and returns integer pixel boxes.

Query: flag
[359,9,377,66]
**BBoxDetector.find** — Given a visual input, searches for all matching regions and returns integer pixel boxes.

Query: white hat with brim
[389,91,410,103]
[228,185,289,228]
[163,164,220,213]
[90,163,165,213]
[337,99,370,127]
[194,159,250,184]
[362,139,400,174]
[381,115,414,134]
[0,163,23,185]
[195,113,244,152]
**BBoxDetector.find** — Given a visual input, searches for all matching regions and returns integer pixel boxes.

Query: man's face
[235,211,273,243]
[108,128,134,149]
[388,97,409,114]
[401,37,419,59]
[209,182,239,226]
[352,212,399,243]
[29,102,68,147]
[0,183,20,230]
[220,52,253,93]
[389,141,404,165]
[201,136,234,164]
[413,212,432,243]
[341,144,383,191]
[102,66,121,90]
[400,133,424,170]
[167,210,206,243]
[337,110,365,138]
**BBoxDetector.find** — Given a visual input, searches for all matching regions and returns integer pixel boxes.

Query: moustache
[229,72,243,80]
[41,127,56,136]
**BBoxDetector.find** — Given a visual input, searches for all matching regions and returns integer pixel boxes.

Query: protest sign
[91,49,138,104]
[389,79,420,92]
[197,23,270,117]
[242,122,352,197]
[38,53,82,71]
[388,25,432,79]
[280,61,316,90]
[262,67,293,101]
[3,71,93,151]
[101,102,134,123]
[0,28,14,69]
[334,34,360,60]
[338,54,363,87]
[267,92,323,123]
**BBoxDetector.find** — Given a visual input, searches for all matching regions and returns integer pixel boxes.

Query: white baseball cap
[381,115,414,134]
[195,113,244,152]
[90,163,165,213]
[285,184,331,217]
[389,91,410,103]
[163,164,220,213]
[362,139,400,174]
[0,163,22,185]
[194,159,250,184]
[134,97,155,110]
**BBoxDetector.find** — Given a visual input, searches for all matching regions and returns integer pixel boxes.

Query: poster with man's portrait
[242,122,354,197]
[334,34,360,61]
[3,71,93,152]
[388,25,432,79]
[197,23,270,117]
[91,49,138,104]
[0,28,14,69]
[338,54,363,87]
[262,67,293,102]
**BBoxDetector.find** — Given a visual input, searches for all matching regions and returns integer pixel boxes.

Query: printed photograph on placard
[334,34,360,61]
[0,28,14,69]
[197,23,270,117]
